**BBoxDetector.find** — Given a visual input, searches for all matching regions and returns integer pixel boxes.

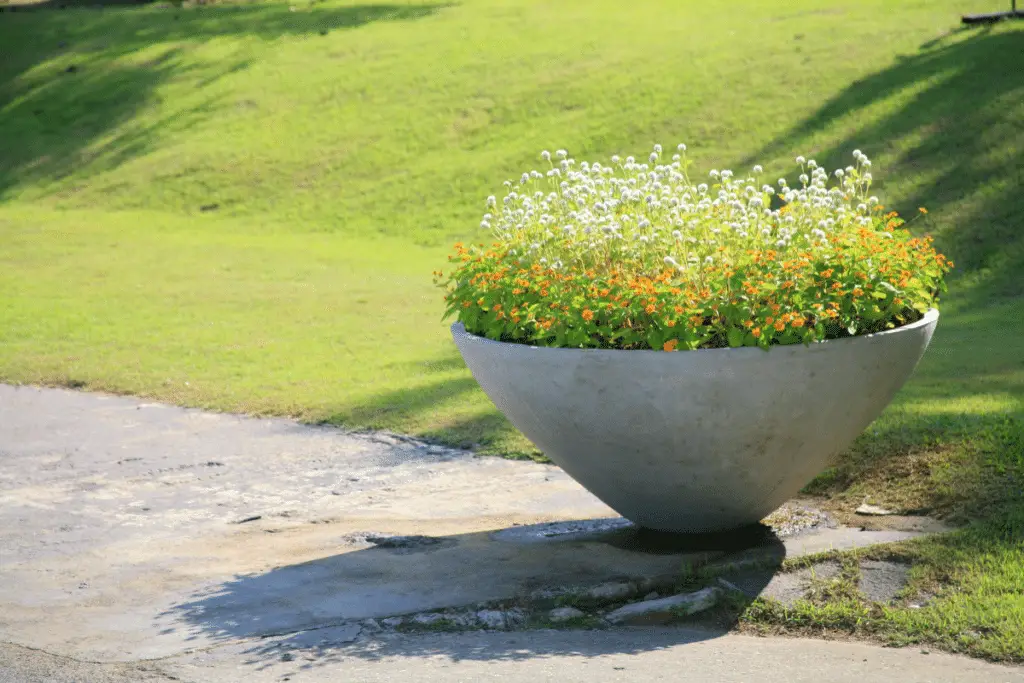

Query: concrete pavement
[1,384,1021,682]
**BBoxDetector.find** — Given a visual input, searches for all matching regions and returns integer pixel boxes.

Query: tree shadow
[159,520,784,668]
[741,25,1024,306]
[0,2,450,198]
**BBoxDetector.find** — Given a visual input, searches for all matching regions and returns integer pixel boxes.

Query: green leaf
[727,328,744,348]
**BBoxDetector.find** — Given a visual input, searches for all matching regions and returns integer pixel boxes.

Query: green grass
[734,516,1024,662]
[1,0,1022,660]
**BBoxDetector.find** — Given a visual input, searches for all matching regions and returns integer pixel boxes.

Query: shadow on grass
[319,347,536,456]
[160,521,783,667]
[742,24,1024,306]
[0,2,449,197]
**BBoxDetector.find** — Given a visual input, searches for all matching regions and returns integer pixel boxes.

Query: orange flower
[791,317,805,328]
[774,320,785,332]
[752,327,762,338]
[663,339,679,352]
[645,304,657,314]
[666,320,677,328]
[582,309,595,322]
[918,207,928,214]
[743,320,754,328]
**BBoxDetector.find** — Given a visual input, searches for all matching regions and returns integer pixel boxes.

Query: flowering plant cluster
[436,145,952,351]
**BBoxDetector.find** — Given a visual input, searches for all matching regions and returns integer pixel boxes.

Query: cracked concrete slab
[0,384,964,678]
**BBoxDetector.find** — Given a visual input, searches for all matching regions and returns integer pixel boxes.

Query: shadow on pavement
[161,519,786,667]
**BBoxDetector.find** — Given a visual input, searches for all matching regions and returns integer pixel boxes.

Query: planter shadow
[159,520,786,669]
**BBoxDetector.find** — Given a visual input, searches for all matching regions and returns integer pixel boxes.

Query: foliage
[438,148,952,350]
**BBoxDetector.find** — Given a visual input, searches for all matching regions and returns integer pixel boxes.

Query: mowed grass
[1,0,1022,660]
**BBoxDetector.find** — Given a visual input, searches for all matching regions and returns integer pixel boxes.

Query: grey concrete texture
[160,629,1024,683]
[5,630,1019,683]
[450,309,938,532]
[1,383,1018,683]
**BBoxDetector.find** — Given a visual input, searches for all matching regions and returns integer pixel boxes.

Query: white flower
[752,165,763,174]
[677,143,687,152]
[541,150,551,162]
[653,144,662,154]
[796,156,806,164]
[556,149,568,159]
[709,170,720,178]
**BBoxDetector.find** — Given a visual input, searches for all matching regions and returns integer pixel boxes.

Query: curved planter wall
[452,309,939,533]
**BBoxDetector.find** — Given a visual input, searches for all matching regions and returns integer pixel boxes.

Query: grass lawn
[1,0,1022,662]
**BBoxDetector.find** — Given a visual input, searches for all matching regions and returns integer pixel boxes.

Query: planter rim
[451,307,938,357]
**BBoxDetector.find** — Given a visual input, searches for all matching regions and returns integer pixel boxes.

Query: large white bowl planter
[452,309,939,533]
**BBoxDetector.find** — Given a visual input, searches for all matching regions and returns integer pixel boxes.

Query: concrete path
[1,384,1021,682]
[3,629,1022,683]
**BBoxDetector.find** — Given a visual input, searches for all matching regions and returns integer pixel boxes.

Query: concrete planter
[452,309,939,532]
